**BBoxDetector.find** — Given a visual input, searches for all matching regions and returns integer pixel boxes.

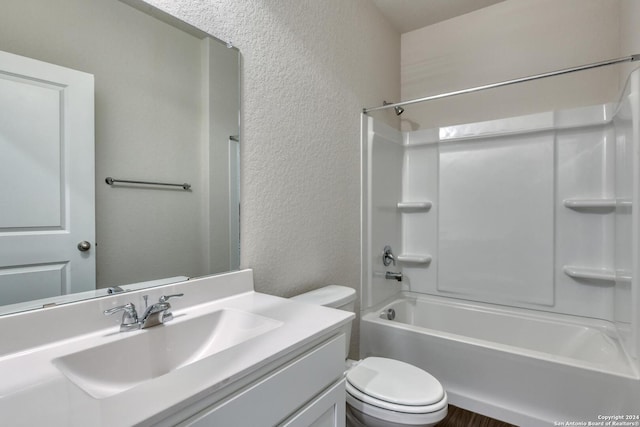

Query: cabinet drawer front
[184,334,345,427]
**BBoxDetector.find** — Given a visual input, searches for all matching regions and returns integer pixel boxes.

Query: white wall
[142,0,400,355]
[142,0,400,293]
[400,0,622,130]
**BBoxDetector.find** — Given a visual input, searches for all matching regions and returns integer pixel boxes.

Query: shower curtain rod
[363,54,640,114]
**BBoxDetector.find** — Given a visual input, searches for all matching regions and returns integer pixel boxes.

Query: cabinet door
[179,334,345,427]
[280,379,346,427]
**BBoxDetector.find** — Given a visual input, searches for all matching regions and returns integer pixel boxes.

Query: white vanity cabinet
[0,271,354,427]
[167,333,347,427]
[280,379,346,427]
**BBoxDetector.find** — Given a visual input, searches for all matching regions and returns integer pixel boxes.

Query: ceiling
[371,0,507,34]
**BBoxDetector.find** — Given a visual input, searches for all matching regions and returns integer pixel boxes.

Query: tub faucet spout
[385,271,403,282]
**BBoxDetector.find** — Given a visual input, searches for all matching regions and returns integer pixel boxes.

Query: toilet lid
[346,357,444,407]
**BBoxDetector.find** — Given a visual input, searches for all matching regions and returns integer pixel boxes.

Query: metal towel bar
[105,177,191,190]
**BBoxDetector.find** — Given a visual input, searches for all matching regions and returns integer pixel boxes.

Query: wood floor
[435,405,517,427]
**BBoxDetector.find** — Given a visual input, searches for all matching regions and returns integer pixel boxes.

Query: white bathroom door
[0,50,95,306]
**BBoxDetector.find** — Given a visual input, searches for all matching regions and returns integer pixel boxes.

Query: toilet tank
[290,285,356,312]
[291,285,356,358]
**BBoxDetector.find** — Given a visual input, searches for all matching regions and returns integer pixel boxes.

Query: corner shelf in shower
[397,254,432,265]
[563,265,631,283]
[397,201,432,212]
[563,198,631,211]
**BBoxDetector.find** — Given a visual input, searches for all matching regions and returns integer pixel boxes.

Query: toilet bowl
[291,286,447,427]
[345,357,447,427]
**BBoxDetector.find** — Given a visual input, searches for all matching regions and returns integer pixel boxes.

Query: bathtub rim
[360,291,640,380]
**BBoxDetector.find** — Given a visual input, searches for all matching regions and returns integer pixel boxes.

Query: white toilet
[291,285,448,427]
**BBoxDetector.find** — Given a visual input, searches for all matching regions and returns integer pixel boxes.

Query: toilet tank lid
[290,285,356,308]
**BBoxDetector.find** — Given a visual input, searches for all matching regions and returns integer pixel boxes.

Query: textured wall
[401,0,622,130]
[142,0,400,347]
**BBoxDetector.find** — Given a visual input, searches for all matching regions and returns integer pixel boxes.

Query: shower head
[383,101,404,116]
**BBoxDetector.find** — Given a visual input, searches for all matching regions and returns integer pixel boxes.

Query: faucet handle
[104,302,137,317]
[160,294,184,302]
[104,303,139,331]
[159,293,184,303]
[158,293,183,322]
[383,245,396,266]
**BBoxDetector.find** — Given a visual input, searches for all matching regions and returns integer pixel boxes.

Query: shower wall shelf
[397,201,432,211]
[563,266,615,282]
[562,266,631,283]
[563,198,632,210]
[397,254,432,265]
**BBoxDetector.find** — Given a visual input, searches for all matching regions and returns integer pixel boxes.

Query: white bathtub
[360,293,640,426]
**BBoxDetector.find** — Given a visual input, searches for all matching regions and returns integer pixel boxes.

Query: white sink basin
[52,308,282,399]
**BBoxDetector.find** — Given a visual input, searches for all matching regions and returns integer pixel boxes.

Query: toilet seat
[346,381,447,414]
[345,358,448,426]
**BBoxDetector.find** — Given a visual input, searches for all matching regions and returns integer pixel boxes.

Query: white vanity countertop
[0,270,354,426]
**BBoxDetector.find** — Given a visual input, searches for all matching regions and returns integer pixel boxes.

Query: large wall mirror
[0,0,240,315]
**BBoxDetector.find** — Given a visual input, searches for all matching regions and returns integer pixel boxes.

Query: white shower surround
[361,69,640,423]
[401,103,626,321]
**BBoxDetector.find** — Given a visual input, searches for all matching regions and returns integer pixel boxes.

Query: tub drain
[385,308,396,320]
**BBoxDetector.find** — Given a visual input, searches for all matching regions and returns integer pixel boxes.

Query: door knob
[77,241,92,252]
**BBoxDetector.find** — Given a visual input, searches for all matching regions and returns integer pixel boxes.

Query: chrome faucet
[158,293,184,322]
[385,271,403,282]
[138,301,171,329]
[383,246,402,281]
[103,302,140,332]
[103,293,184,332]
[382,245,396,266]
